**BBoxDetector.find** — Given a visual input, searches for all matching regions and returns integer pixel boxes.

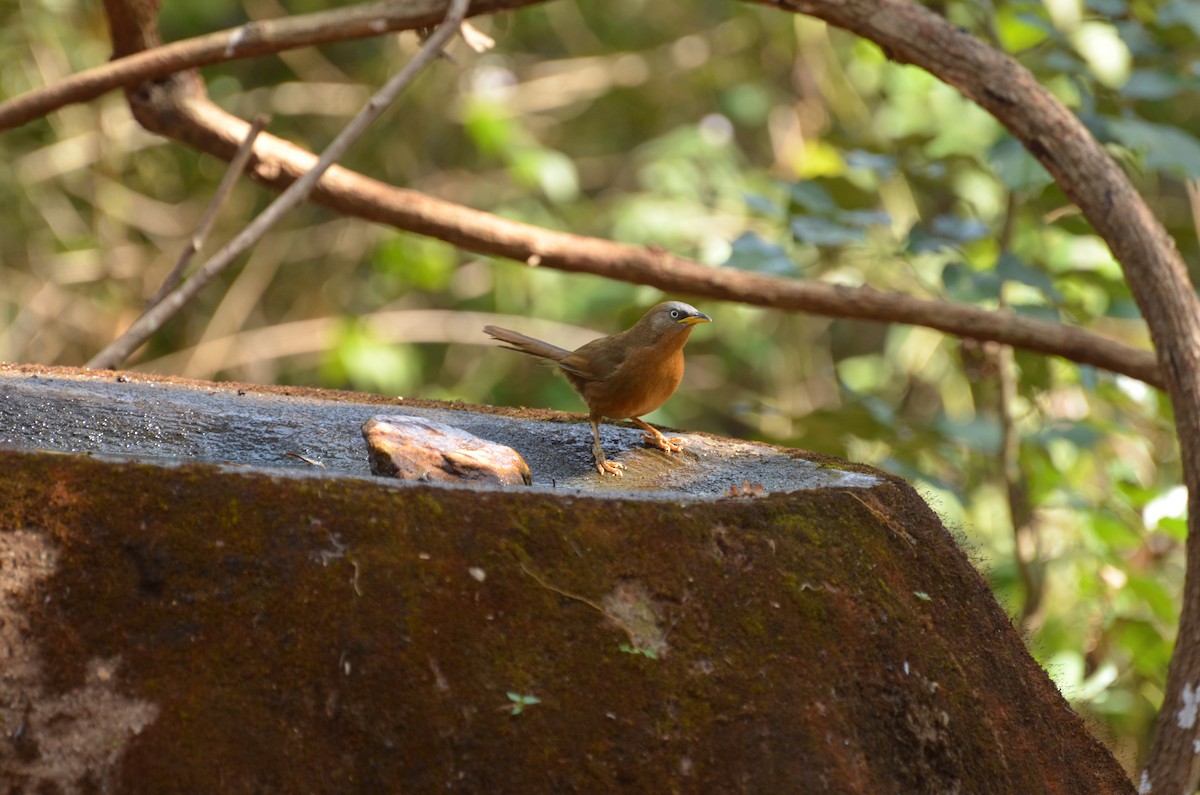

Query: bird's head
[640,301,713,337]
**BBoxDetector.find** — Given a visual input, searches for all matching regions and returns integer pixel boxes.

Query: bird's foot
[596,458,625,477]
[591,434,624,476]
[641,431,684,455]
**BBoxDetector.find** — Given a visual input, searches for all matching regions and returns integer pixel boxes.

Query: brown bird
[484,301,712,476]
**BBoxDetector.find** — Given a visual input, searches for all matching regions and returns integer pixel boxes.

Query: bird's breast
[579,348,685,420]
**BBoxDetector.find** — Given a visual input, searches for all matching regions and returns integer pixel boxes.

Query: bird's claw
[597,459,625,477]
[642,432,684,455]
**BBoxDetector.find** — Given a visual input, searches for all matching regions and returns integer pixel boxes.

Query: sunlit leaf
[994,8,1054,51]
[1158,518,1188,542]
[462,98,515,158]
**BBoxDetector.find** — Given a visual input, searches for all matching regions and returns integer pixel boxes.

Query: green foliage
[4,0,1200,774]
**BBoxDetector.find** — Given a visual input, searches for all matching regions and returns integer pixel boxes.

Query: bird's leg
[591,417,625,476]
[632,417,684,455]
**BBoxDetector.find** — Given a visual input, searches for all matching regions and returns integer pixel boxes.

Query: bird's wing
[562,333,634,382]
[556,352,597,380]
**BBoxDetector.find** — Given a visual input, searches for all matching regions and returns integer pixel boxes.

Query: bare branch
[0,0,547,130]
[85,0,471,370]
[147,114,270,309]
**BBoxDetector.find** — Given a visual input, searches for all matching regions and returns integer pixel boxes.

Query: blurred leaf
[1086,0,1127,15]
[1106,116,1200,177]
[743,192,786,219]
[994,7,1054,51]
[323,321,418,395]
[1030,423,1106,449]
[720,83,773,125]
[934,415,1002,454]
[989,135,1054,193]
[1009,303,1062,322]
[788,181,838,214]
[789,215,865,246]
[1126,575,1179,624]
[1161,0,1200,37]
[839,209,892,228]
[996,253,1062,300]
[373,234,456,292]
[723,232,796,275]
[462,98,515,158]
[844,150,898,178]
[1159,517,1188,542]
[510,147,580,204]
[1120,69,1190,100]
[908,215,989,253]
[931,214,989,241]
[942,262,1003,302]
[1117,620,1172,679]
[838,354,891,393]
[1087,512,1144,552]
[1105,297,1144,319]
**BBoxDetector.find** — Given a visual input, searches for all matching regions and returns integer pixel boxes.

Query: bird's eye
[670,309,680,318]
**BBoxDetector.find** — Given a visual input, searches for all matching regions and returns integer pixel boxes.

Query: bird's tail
[483,326,572,362]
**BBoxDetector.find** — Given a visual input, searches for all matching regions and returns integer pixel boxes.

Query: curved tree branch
[747,0,1200,790]
[0,0,546,130]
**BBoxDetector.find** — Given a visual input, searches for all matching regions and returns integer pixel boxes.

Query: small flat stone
[362,415,531,486]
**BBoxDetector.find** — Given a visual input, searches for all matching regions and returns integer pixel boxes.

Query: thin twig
[147,114,269,309]
[85,0,471,370]
[0,0,545,130]
[994,192,1042,626]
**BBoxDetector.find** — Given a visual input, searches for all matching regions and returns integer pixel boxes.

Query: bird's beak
[679,312,712,326]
